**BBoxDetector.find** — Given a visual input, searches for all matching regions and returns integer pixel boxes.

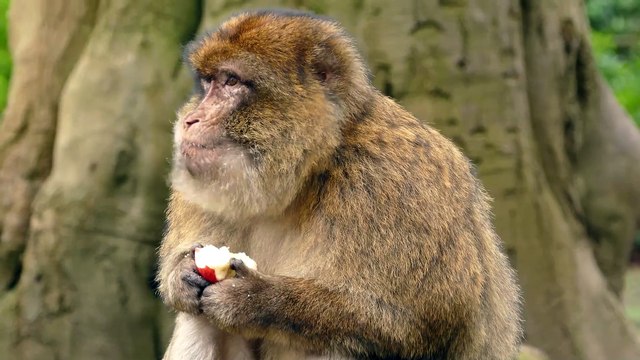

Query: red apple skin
[197,266,218,283]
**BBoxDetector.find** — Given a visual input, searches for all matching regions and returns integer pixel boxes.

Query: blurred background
[0,1,639,360]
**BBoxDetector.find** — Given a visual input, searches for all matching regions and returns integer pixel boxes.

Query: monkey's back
[314,95,522,359]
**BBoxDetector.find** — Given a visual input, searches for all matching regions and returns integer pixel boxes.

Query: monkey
[157,9,522,360]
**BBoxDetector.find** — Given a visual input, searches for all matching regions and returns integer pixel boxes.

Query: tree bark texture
[0,0,99,294]
[0,0,101,354]
[0,0,639,360]
[0,0,200,359]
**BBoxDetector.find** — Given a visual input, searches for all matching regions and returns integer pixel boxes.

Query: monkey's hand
[200,258,272,333]
[159,243,211,315]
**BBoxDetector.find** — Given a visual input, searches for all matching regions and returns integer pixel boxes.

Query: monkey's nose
[185,118,200,128]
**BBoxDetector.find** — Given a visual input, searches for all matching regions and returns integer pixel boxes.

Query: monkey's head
[172,10,373,219]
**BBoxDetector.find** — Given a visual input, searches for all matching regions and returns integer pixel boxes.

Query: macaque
[158,9,522,360]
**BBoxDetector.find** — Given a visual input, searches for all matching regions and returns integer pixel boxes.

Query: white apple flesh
[194,245,257,283]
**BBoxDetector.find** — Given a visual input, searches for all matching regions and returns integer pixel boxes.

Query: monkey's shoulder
[340,101,474,189]
[318,98,482,229]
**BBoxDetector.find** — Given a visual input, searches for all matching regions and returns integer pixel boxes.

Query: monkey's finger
[182,270,211,288]
[189,243,204,259]
[230,258,254,278]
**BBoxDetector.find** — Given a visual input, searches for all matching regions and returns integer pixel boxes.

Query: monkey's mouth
[178,140,239,177]
[181,141,216,155]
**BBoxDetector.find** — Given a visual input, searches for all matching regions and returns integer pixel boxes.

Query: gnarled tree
[0,0,638,359]
[0,0,200,358]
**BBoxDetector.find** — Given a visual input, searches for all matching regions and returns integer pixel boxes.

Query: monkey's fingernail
[230,258,244,271]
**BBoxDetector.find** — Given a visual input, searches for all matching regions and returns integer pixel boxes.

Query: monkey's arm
[200,260,427,358]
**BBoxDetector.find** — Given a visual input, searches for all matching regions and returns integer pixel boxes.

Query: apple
[194,245,257,283]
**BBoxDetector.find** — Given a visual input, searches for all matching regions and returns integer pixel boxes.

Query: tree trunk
[0,0,100,353]
[1,0,639,360]
[521,0,640,298]
[0,0,99,293]
[0,0,201,359]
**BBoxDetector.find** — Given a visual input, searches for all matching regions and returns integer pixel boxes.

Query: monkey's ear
[309,34,372,114]
[311,39,345,87]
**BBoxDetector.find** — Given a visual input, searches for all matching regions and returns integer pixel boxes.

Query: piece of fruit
[194,245,257,283]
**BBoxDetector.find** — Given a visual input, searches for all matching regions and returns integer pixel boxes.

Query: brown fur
[158,9,521,360]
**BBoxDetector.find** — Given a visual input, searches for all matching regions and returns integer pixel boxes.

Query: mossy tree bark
[0,0,200,359]
[0,0,99,295]
[0,0,101,353]
[1,0,639,360]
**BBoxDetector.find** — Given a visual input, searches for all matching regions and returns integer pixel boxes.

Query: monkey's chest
[238,222,328,278]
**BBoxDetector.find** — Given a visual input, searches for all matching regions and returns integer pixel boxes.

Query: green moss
[0,0,10,114]
[352,0,364,12]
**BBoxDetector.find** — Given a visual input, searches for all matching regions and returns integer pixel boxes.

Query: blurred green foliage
[588,0,640,126]
[0,0,8,113]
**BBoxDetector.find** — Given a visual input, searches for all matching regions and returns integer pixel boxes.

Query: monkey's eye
[225,75,239,87]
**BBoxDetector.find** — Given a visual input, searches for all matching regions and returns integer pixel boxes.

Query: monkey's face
[171,13,358,219]
[174,67,254,180]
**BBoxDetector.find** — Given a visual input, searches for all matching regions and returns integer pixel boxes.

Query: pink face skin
[170,64,266,218]
[176,67,253,179]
